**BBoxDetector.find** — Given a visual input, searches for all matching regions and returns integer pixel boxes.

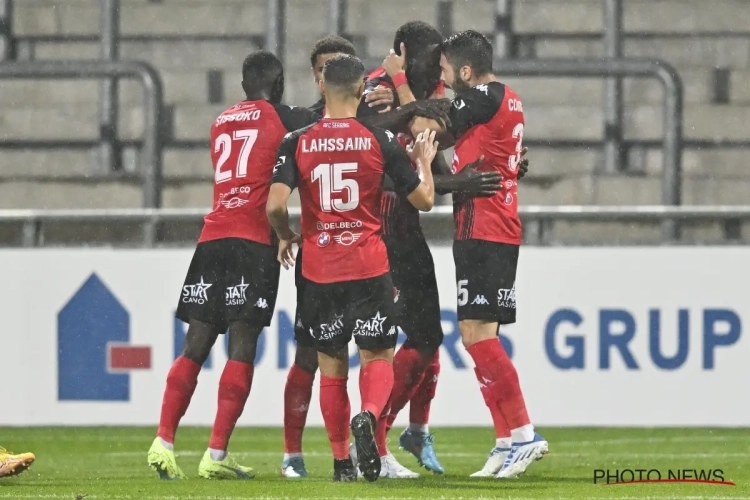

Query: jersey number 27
[312,162,359,212]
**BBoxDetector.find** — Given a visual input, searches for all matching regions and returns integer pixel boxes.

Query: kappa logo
[182,277,212,304]
[353,312,387,337]
[385,130,395,141]
[471,295,490,305]
[225,277,249,306]
[220,197,250,209]
[393,287,400,303]
[273,156,285,174]
[498,286,516,309]
[333,231,361,246]
[475,84,489,95]
[318,232,331,247]
[255,298,269,309]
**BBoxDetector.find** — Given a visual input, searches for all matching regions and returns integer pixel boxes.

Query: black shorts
[300,273,399,354]
[385,235,444,351]
[293,248,315,348]
[175,238,280,331]
[453,240,518,324]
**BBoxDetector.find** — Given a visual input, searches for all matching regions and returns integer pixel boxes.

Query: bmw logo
[317,232,331,247]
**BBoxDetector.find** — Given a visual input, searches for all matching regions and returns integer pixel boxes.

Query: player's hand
[413,99,451,130]
[517,147,529,179]
[455,156,504,197]
[366,85,394,113]
[277,233,301,270]
[383,43,407,77]
[407,128,439,166]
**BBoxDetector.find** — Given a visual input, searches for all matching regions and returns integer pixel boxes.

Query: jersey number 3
[508,123,524,172]
[312,162,359,212]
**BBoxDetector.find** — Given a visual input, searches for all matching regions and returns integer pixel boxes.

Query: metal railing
[2,206,747,248]
[0,60,165,246]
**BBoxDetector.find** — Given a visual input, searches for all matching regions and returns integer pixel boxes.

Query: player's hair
[241,50,284,103]
[322,54,365,97]
[442,30,494,77]
[393,21,443,99]
[310,35,357,68]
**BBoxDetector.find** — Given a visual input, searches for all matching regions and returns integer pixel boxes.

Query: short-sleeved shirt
[272,118,421,284]
[200,101,318,244]
[450,82,524,245]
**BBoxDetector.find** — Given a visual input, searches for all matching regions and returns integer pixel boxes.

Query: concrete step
[14,2,265,36]
[513,0,750,34]
[34,39,260,70]
[535,37,750,69]
[0,180,142,209]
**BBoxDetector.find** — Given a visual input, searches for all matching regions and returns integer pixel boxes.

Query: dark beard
[451,77,471,94]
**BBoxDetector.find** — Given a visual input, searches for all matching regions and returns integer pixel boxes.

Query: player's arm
[382,43,417,106]
[267,133,302,269]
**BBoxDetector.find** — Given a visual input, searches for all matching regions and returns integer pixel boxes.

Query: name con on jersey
[301,137,372,153]
[508,99,523,112]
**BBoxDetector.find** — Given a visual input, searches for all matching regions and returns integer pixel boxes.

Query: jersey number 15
[312,162,360,212]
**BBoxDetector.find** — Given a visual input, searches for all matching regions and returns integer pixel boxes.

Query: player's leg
[454,240,547,478]
[350,273,399,482]
[469,363,512,477]
[198,239,279,480]
[393,243,445,474]
[149,241,224,480]
[318,346,355,482]
[305,279,356,482]
[281,249,317,478]
[198,320,262,480]
[0,447,35,478]
[281,345,317,478]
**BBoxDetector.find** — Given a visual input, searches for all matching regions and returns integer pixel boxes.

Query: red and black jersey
[357,68,422,238]
[451,82,523,245]
[199,101,318,245]
[272,118,421,284]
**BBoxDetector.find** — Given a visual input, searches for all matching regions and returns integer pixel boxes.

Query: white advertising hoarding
[0,247,746,427]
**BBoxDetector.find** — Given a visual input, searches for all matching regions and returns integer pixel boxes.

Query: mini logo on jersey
[353,312,387,337]
[385,130,395,142]
[453,99,466,110]
[319,314,344,340]
[387,325,397,336]
[255,298,269,309]
[333,231,361,246]
[471,295,490,305]
[220,197,250,209]
[225,277,249,306]
[182,277,212,304]
[393,287,400,303]
[317,232,331,247]
[504,191,513,205]
[498,286,516,309]
[476,84,489,95]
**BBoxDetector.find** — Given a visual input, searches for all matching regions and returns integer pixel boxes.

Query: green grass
[1,427,749,499]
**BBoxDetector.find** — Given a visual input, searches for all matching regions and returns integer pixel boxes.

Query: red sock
[157,356,201,444]
[474,368,510,439]
[375,396,392,457]
[208,360,254,451]
[409,350,440,426]
[283,364,315,454]
[320,375,350,460]
[359,359,394,418]
[466,338,530,429]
